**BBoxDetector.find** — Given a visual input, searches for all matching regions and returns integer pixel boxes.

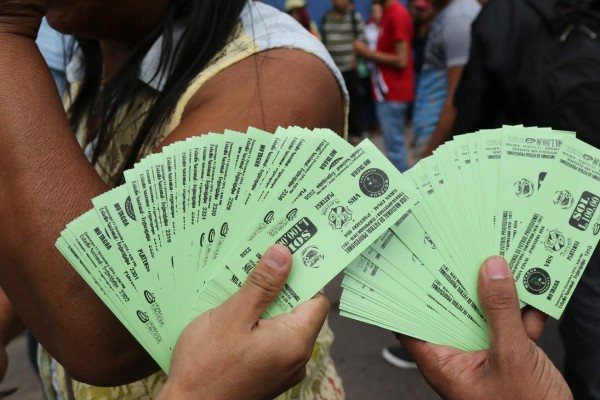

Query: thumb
[229,244,292,324]
[478,256,528,356]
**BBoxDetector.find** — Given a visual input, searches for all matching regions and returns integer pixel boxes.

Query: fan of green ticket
[341,126,600,352]
[56,125,600,371]
[55,127,419,372]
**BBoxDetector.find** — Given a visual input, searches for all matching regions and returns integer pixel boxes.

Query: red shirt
[374,1,414,102]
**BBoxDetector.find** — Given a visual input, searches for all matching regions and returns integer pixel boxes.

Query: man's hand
[400,256,572,400]
[158,244,330,400]
[353,39,371,58]
[353,39,408,69]
[0,0,48,38]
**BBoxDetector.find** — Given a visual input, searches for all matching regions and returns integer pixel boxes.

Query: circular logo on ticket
[359,168,389,198]
[330,157,343,170]
[328,206,353,230]
[424,234,436,249]
[286,208,298,221]
[544,229,566,252]
[301,246,324,268]
[264,211,275,224]
[144,290,156,304]
[553,190,574,209]
[221,223,229,237]
[125,196,136,221]
[523,268,551,295]
[137,310,150,323]
[514,178,535,198]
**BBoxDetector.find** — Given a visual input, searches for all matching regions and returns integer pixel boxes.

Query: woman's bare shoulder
[161,48,345,148]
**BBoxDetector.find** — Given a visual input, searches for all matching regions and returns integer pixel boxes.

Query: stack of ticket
[341,126,600,351]
[55,127,418,371]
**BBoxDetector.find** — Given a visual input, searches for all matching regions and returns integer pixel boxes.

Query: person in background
[412,0,436,77]
[404,0,436,155]
[357,1,384,140]
[285,0,321,40]
[159,248,573,400]
[322,0,366,145]
[364,2,383,50]
[411,0,480,159]
[36,17,71,96]
[353,0,414,172]
[453,0,600,397]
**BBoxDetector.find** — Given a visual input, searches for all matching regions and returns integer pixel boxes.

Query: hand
[353,39,371,58]
[400,256,573,400]
[158,244,330,400]
[0,0,48,38]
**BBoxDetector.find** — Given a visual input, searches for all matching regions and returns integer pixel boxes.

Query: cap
[285,0,306,11]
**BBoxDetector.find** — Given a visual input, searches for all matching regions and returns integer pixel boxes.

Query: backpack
[517,0,600,149]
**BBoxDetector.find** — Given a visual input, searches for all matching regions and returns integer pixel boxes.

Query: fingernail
[263,245,287,270]
[486,257,510,280]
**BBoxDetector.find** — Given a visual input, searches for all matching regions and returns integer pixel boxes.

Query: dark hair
[68,0,248,185]
[288,7,313,32]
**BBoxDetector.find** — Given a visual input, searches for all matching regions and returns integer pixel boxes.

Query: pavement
[0,132,566,399]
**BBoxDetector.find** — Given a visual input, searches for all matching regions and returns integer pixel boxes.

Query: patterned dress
[38,2,348,399]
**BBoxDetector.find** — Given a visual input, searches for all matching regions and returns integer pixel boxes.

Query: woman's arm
[0,8,344,385]
[0,29,158,385]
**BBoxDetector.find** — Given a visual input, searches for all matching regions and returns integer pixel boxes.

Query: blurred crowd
[285,0,482,173]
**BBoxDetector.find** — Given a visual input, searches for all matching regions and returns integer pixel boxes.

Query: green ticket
[198,139,419,317]
[495,127,575,256]
[55,125,600,366]
[506,138,600,318]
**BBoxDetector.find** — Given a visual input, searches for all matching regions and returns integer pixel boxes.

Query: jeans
[376,101,408,172]
[413,69,447,160]
[560,246,600,400]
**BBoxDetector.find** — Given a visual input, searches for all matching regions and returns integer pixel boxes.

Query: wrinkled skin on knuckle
[247,268,281,297]
[482,293,520,311]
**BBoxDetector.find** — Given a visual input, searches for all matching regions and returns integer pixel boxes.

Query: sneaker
[381,346,418,369]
